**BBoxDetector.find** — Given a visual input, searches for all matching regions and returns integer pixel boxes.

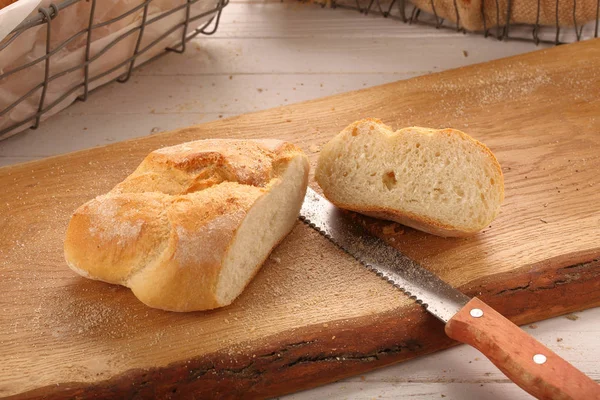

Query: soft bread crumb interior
[317,124,503,233]
[216,156,307,305]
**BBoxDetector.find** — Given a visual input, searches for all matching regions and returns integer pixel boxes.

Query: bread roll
[64,139,309,311]
[315,119,504,237]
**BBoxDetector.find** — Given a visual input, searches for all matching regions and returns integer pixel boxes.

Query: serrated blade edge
[299,188,470,323]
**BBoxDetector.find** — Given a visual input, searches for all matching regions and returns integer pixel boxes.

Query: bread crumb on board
[564,314,579,321]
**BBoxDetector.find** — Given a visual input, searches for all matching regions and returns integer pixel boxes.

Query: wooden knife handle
[445,297,600,400]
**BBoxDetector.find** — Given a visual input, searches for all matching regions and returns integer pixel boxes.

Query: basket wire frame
[0,0,229,137]
[324,0,600,45]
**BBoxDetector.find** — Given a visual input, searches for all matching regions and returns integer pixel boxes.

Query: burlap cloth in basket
[0,0,220,140]
[411,0,598,31]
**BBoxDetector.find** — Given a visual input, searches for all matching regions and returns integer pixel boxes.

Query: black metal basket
[0,0,229,139]
[318,0,599,45]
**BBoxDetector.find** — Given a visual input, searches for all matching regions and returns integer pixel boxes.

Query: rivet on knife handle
[299,188,600,400]
[446,298,600,400]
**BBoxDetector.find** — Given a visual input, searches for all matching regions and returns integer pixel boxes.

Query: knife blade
[299,187,599,400]
[299,187,469,323]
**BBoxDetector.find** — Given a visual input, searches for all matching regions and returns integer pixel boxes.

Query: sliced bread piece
[315,118,504,237]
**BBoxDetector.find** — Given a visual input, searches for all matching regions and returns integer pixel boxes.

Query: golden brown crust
[324,198,478,237]
[127,184,265,311]
[112,139,302,195]
[64,192,172,284]
[64,139,308,311]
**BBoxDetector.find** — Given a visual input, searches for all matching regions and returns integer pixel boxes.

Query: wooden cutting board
[1,39,599,400]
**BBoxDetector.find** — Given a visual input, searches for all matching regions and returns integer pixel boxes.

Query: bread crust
[64,139,309,311]
[326,201,479,237]
[316,119,504,237]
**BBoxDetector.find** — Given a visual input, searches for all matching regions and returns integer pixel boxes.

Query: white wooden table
[1,1,598,398]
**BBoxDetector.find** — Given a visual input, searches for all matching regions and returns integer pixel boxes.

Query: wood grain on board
[1,39,599,399]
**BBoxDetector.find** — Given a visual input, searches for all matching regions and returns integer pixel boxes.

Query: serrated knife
[299,188,599,400]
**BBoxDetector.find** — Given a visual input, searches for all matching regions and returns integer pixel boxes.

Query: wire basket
[318,0,599,45]
[0,0,229,141]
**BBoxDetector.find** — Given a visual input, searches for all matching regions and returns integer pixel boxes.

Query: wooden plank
[1,39,599,399]
[285,382,533,399]
[139,36,539,75]
[53,74,408,116]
